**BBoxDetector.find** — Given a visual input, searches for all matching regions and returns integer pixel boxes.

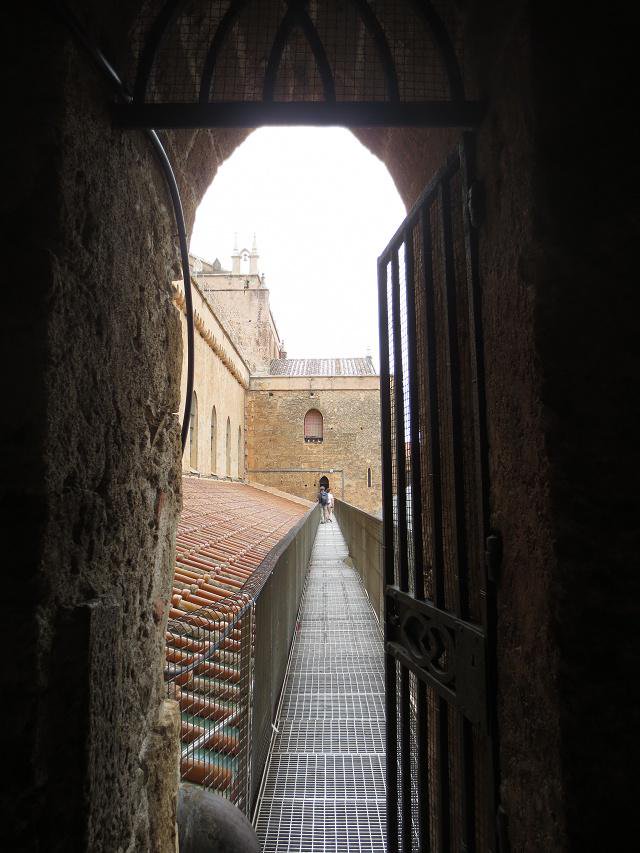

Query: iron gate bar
[390,247,409,595]
[379,137,497,851]
[403,219,432,846]
[419,201,451,853]
[439,176,466,617]
[403,223,425,601]
[390,245,413,853]
[380,150,461,262]
[417,205,443,607]
[113,101,485,128]
[378,258,399,853]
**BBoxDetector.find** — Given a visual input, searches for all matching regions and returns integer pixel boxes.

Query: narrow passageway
[255,520,386,852]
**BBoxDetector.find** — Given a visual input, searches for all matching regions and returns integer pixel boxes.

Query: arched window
[210,406,217,474]
[189,391,198,470]
[226,417,231,477]
[304,409,323,443]
[237,426,243,478]
[367,467,372,488]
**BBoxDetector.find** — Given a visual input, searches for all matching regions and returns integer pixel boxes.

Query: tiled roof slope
[167,478,307,792]
[268,357,376,376]
[171,478,306,617]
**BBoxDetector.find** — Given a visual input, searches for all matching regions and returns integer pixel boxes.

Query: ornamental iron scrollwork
[386,585,487,730]
[400,608,455,685]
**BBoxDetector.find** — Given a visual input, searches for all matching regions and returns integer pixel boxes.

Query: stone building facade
[247,364,381,514]
[177,246,382,515]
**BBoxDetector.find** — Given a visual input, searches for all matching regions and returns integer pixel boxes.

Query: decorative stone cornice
[173,282,250,390]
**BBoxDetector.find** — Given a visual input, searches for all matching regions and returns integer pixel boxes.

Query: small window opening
[237,426,243,478]
[367,467,372,488]
[304,408,323,443]
[226,417,231,477]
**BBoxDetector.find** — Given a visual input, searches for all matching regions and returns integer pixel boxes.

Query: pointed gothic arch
[119,0,481,128]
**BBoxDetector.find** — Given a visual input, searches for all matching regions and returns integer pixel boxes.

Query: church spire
[249,233,259,274]
[231,232,241,273]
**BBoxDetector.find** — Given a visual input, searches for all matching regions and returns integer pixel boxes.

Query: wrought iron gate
[378,134,498,852]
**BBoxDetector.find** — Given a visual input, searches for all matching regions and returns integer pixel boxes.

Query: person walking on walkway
[326,488,335,522]
[318,486,330,523]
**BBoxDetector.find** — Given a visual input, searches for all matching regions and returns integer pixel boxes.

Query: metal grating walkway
[254,520,386,852]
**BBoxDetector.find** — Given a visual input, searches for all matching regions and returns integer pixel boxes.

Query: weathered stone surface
[247,377,382,514]
[3,2,637,851]
[142,700,181,853]
[177,785,260,853]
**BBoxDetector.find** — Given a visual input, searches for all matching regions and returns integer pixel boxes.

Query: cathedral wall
[246,377,381,515]
[175,280,248,478]
[199,276,281,373]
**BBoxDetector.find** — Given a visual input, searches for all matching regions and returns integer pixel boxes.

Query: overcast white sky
[190,127,405,369]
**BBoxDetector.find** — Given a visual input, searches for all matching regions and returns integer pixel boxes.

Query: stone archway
[6,2,636,851]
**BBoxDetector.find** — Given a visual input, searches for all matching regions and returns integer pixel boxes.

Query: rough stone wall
[5,1,636,850]
[246,378,382,514]
[527,5,638,848]
[2,6,246,849]
[175,279,247,478]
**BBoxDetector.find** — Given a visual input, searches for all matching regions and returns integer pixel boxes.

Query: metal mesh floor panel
[279,693,385,720]
[256,799,386,853]
[262,755,386,800]
[287,671,385,695]
[255,521,386,851]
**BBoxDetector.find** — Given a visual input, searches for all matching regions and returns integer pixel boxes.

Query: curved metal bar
[350,0,400,102]
[263,1,300,101]
[54,1,195,452]
[411,0,465,102]
[145,129,195,451]
[133,0,188,103]
[199,0,253,103]
[297,8,336,102]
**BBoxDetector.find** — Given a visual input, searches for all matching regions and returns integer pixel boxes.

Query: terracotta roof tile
[170,477,306,618]
[268,357,377,376]
[166,477,308,798]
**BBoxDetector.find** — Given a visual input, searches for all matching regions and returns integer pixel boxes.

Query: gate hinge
[485,532,502,583]
[467,180,485,228]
